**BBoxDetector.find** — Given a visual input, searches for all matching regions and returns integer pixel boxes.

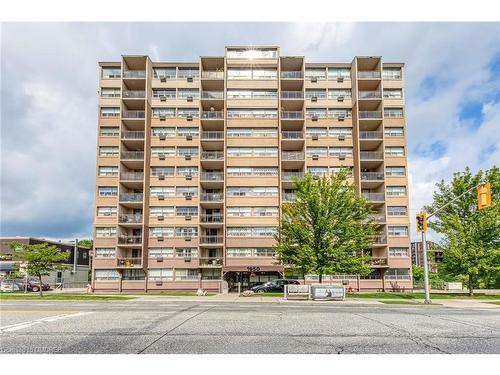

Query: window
[307,167,328,176]
[328,68,351,79]
[153,67,176,79]
[227,128,277,137]
[387,206,407,216]
[329,147,353,156]
[386,186,407,196]
[149,227,174,237]
[153,89,176,99]
[95,227,116,237]
[385,147,405,156]
[227,68,252,80]
[150,186,175,197]
[329,109,352,118]
[384,108,404,118]
[150,207,174,217]
[386,166,406,176]
[99,146,119,157]
[95,269,120,280]
[306,108,328,118]
[177,127,199,137]
[177,108,199,118]
[331,166,353,176]
[305,89,327,99]
[95,248,116,258]
[388,226,408,236]
[150,167,174,177]
[306,147,328,156]
[176,147,199,157]
[177,89,200,99]
[227,147,278,157]
[148,248,174,257]
[176,166,198,176]
[176,206,198,216]
[98,186,117,197]
[175,269,199,281]
[97,207,117,216]
[98,166,118,177]
[151,127,176,137]
[389,248,409,257]
[175,227,198,237]
[226,248,276,257]
[251,69,277,80]
[328,89,352,99]
[102,67,121,79]
[226,187,278,197]
[385,268,411,280]
[177,68,199,78]
[227,167,278,176]
[306,127,327,137]
[383,89,403,99]
[101,88,120,98]
[176,187,198,197]
[175,248,198,257]
[227,207,278,217]
[329,127,352,137]
[100,127,119,137]
[384,127,404,137]
[226,49,277,59]
[122,269,145,280]
[226,227,277,237]
[383,68,402,80]
[152,108,176,118]
[148,268,173,281]
[226,90,277,99]
[202,269,220,280]
[100,107,120,117]
[227,109,278,118]
[305,68,326,79]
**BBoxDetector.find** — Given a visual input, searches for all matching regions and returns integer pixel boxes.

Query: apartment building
[92,46,412,292]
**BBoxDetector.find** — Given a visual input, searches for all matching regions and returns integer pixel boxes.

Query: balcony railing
[117,257,142,267]
[201,91,224,99]
[200,131,224,140]
[363,193,385,202]
[282,171,304,180]
[122,110,145,119]
[372,235,387,244]
[123,70,146,79]
[358,71,381,79]
[201,151,224,160]
[201,111,224,119]
[200,172,224,181]
[119,214,143,224]
[200,214,224,223]
[283,193,298,202]
[282,151,305,160]
[359,131,383,140]
[200,193,224,202]
[121,131,144,140]
[281,71,303,79]
[370,213,386,222]
[361,172,385,181]
[120,172,144,181]
[117,236,142,245]
[371,257,388,266]
[359,111,382,119]
[119,193,143,202]
[280,91,304,99]
[281,111,304,119]
[199,257,223,266]
[281,131,304,140]
[121,151,144,160]
[201,71,224,80]
[360,151,384,160]
[358,91,382,99]
[122,90,145,98]
[199,236,224,244]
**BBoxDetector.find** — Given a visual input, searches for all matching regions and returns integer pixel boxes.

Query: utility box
[445,282,463,291]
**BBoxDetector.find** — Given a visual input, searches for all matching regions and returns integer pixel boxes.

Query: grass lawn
[0,293,134,301]
[347,292,500,300]
[380,300,441,305]
[486,301,500,305]
[127,292,216,297]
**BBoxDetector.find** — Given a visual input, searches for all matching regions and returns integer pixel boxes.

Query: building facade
[411,241,443,272]
[92,46,412,292]
[0,237,90,287]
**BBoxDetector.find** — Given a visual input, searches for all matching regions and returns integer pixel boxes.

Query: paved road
[1,299,499,354]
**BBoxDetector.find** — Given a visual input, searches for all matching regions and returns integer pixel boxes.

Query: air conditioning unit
[339,154,346,160]
[159,154,166,160]
[312,115,318,121]
[157,215,164,221]
[337,96,344,102]
[187,77,193,82]
[185,174,192,180]
[186,135,193,141]
[311,77,317,83]
[156,281,163,286]
[187,115,193,121]
[184,257,191,262]
[312,134,319,141]
[187,96,193,102]
[158,194,165,200]
[337,77,344,83]
[185,236,192,241]
[160,96,167,102]
[185,195,192,200]
[157,236,164,241]
[159,134,166,140]
[338,135,346,141]
[338,115,345,121]
[159,115,166,121]
[185,154,192,160]
[158,174,165,180]
[185,215,192,221]
[160,77,167,83]
[311,96,318,102]
[312,154,319,160]
[156,256,163,262]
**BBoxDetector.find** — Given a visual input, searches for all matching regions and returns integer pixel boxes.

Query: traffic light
[477,182,492,210]
[416,212,427,233]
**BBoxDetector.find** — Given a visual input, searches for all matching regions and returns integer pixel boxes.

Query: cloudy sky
[1,22,499,241]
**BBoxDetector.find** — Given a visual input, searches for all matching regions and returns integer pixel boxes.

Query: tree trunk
[38,274,44,297]
[468,274,474,296]
[319,273,323,284]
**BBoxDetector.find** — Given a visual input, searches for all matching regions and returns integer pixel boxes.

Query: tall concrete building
[92,46,412,292]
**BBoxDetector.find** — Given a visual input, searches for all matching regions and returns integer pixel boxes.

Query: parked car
[0,280,23,292]
[251,279,300,293]
[13,279,51,292]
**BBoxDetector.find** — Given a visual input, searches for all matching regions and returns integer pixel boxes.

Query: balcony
[121,151,144,160]
[281,131,304,140]
[201,111,224,120]
[281,111,304,120]
[359,91,382,99]
[116,257,142,267]
[363,193,385,202]
[201,71,224,80]
[123,70,146,79]
[117,236,142,245]
[280,91,304,99]
[120,172,144,181]
[122,110,145,119]
[359,111,382,119]
[199,236,224,245]
[199,257,223,267]
[283,193,298,202]
[200,172,224,181]
[372,235,387,244]
[282,151,305,160]
[360,151,384,161]
[357,71,381,79]
[201,151,224,161]
[200,131,224,140]
[119,193,143,202]
[370,213,386,223]
[360,172,384,181]
[282,171,304,181]
[119,214,143,224]
[200,214,224,223]
[121,131,144,140]
[122,90,145,99]
[281,71,303,79]
[371,257,388,267]
[359,131,383,140]
[200,193,224,202]
[201,91,224,99]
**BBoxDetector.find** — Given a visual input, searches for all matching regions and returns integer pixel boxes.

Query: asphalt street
[1,299,499,354]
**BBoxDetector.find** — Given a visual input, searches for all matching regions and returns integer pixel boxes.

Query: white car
[0,280,22,292]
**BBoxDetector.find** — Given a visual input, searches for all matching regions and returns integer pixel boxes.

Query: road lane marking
[0,312,92,333]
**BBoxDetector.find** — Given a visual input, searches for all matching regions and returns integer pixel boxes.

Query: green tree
[275,170,376,283]
[9,242,70,296]
[78,239,93,249]
[425,166,500,296]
